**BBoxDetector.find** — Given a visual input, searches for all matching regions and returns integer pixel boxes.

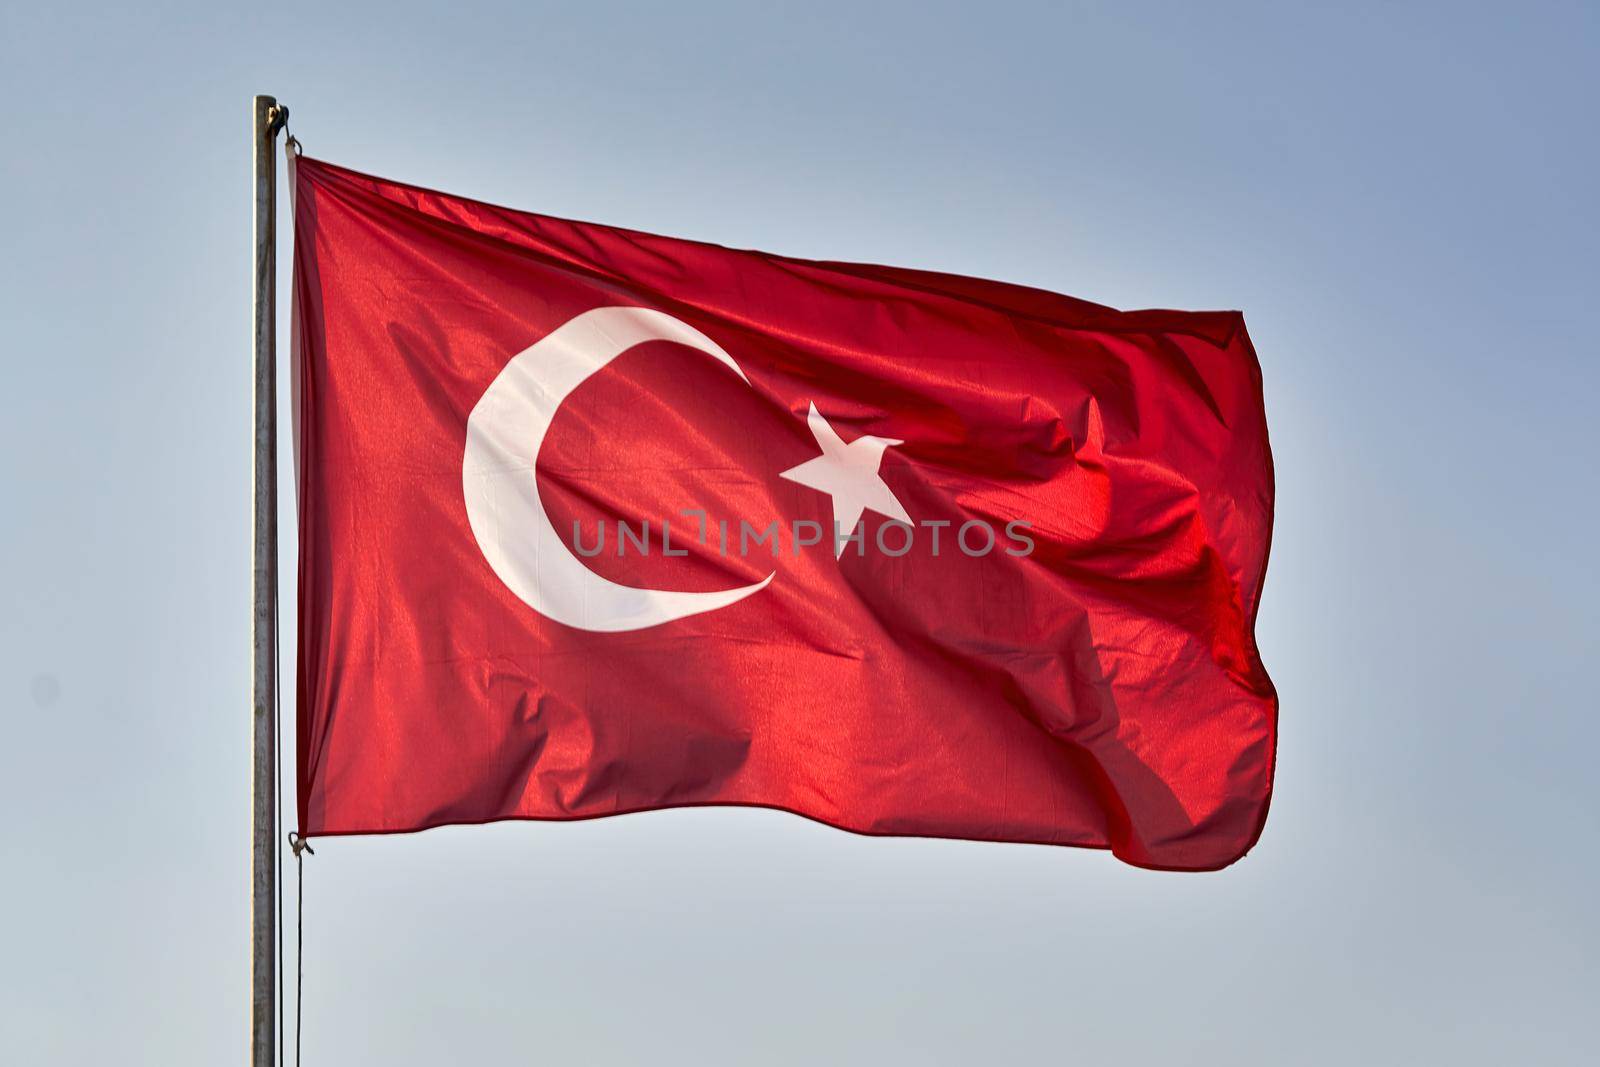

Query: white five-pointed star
[779,403,911,557]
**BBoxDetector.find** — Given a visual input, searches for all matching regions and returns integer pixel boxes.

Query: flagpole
[251,92,287,1067]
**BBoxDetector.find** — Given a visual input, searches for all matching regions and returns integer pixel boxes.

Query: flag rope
[274,604,282,1064]
[274,111,289,1067]
[278,117,301,1067]
[288,833,314,1065]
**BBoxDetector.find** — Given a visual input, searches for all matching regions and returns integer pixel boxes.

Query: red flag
[292,156,1276,871]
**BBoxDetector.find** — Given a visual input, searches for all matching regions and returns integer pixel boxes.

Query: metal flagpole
[252,92,288,1067]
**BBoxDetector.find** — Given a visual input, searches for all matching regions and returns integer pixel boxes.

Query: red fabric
[293,155,1277,871]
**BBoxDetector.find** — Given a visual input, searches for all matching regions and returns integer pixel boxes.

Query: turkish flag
[292,156,1276,871]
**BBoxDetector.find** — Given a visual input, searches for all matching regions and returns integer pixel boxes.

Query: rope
[296,853,304,1067]
[273,110,303,1067]
[273,485,283,1065]
[289,833,314,1065]
[272,108,296,1067]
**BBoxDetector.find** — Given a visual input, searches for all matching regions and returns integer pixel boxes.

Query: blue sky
[2,2,1596,1063]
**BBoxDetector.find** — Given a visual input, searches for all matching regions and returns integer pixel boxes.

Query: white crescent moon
[462,306,774,633]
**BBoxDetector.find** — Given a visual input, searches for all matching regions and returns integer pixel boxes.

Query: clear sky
[2,2,1596,1063]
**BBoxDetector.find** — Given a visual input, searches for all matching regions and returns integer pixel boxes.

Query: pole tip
[255,96,289,136]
